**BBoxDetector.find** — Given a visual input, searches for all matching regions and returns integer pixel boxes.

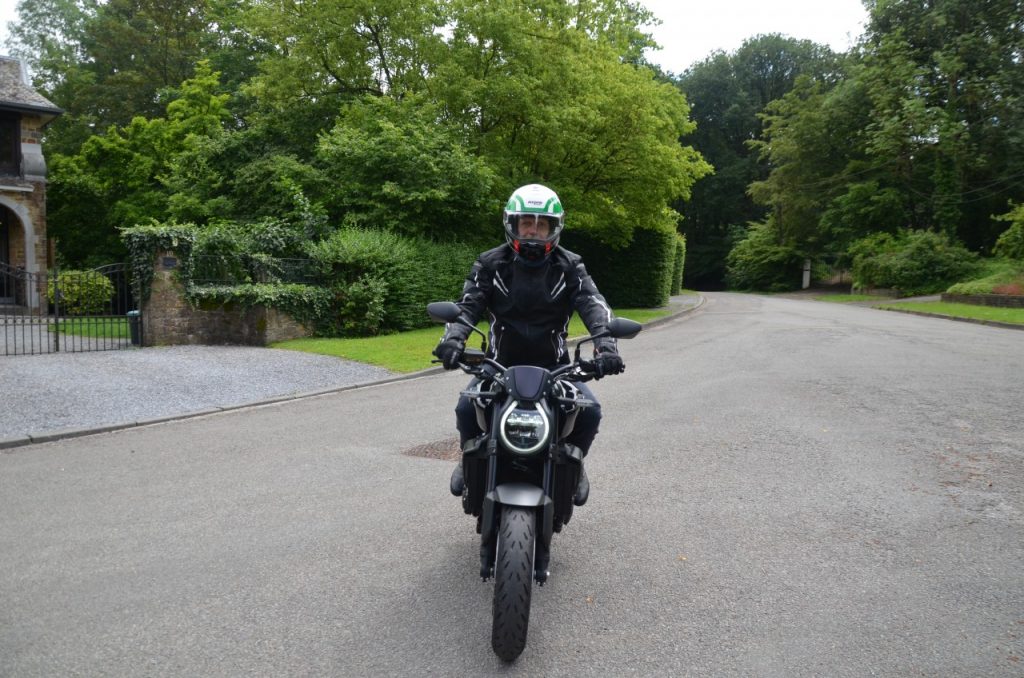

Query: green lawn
[272,306,674,372]
[49,317,131,339]
[877,301,1024,325]
[814,294,880,303]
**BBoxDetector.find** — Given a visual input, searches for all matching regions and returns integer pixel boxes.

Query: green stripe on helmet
[543,197,563,214]
[506,185,563,216]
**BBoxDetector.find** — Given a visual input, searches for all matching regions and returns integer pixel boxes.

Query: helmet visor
[514,214,556,239]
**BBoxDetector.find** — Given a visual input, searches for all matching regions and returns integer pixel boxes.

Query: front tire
[491,506,535,662]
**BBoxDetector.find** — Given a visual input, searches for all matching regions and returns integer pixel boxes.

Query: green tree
[749,66,879,256]
[4,0,95,93]
[316,96,496,245]
[49,62,230,266]
[674,34,838,288]
[434,0,707,244]
[860,0,1024,251]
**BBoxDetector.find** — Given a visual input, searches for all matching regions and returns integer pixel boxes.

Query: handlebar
[434,351,604,384]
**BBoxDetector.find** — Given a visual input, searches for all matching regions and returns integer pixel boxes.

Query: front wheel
[491,506,536,662]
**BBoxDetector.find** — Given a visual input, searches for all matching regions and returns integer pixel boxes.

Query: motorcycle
[427,301,642,662]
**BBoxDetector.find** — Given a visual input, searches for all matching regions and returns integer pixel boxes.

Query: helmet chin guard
[512,238,552,264]
[503,184,564,264]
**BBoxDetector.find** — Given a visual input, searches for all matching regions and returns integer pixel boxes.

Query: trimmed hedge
[561,225,676,307]
[125,218,677,336]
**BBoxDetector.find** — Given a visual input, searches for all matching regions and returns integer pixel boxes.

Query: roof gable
[0,57,63,121]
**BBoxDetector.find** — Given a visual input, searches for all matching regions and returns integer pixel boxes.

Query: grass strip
[814,294,881,303]
[49,317,130,338]
[876,301,1024,325]
[272,306,675,372]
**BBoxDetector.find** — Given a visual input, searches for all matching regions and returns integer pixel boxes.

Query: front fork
[478,407,556,584]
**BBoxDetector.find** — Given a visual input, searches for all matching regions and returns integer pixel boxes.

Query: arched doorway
[1,205,12,303]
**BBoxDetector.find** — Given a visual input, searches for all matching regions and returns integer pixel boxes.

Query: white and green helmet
[502,183,565,262]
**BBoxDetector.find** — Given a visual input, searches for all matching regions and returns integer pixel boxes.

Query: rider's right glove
[593,349,625,379]
[433,338,465,370]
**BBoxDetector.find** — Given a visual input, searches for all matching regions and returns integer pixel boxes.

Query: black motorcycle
[427,301,641,662]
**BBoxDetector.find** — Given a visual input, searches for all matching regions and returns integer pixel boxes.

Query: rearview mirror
[606,317,642,339]
[427,301,462,324]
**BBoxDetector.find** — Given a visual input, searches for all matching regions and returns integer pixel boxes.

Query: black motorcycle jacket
[441,244,617,368]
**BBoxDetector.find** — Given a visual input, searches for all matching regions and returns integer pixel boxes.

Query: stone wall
[141,251,311,346]
[0,113,51,312]
[942,293,1024,308]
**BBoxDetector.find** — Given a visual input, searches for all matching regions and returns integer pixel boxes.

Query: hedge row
[561,225,679,307]
[125,219,681,336]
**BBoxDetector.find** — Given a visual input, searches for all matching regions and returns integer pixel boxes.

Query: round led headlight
[498,400,550,455]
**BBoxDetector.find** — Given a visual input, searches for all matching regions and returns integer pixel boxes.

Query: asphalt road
[2,292,1022,677]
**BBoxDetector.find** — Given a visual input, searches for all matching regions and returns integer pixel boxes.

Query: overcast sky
[1,0,869,72]
[0,0,15,48]
[639,0,870,74]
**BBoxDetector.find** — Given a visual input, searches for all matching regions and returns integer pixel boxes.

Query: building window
[0,113,21,176]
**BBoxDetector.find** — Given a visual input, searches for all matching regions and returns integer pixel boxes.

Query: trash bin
[127,310,141,346]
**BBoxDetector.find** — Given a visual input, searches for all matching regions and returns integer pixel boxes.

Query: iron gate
[1,263,139,356]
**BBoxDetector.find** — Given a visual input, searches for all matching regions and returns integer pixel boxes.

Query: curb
[2,295,706,451]
[876,306,1024,331]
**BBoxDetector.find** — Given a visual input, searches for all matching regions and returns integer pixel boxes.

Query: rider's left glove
[433,338,465,370]
[593,349,625,379]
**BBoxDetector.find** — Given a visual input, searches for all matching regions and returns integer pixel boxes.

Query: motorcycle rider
[432,183,625,506]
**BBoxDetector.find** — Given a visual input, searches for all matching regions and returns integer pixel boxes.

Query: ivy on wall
[121,222,198,304]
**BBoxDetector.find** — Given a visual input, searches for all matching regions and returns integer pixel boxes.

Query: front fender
[493,482,546,507]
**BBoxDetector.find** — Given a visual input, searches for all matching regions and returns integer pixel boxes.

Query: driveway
[0,345,395,445]
[1,292,1021,676]
[1,294,704,447]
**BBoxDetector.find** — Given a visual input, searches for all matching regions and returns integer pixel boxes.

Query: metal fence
[1,262,139,356]
[809,259,853,289]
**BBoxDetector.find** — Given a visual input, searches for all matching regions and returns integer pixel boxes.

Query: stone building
[0,56,62,310]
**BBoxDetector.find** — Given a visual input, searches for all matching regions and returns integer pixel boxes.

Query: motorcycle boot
[573,465,590,506]
[450,461,465,496]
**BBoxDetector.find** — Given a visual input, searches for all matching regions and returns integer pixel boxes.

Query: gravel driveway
[0,346,396,443]
[0,294,704,447]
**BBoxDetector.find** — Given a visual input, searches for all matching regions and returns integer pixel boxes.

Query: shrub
[849,229,979,296]
[993,203,1024,260]
[48,270,116,315]
[725,221,802,292]
[308,228,477,335]
[187,283,333,328]
[946,259,1024,295]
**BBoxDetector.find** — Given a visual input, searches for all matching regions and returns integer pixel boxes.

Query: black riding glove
[433,338,465,370]
[593,349,625,379]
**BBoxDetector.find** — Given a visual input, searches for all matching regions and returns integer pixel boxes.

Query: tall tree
[860,0,1024,250]
[48,62,230,266]
[4,0,96,93]
[674,34,837,288]
[242,0,709,244]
